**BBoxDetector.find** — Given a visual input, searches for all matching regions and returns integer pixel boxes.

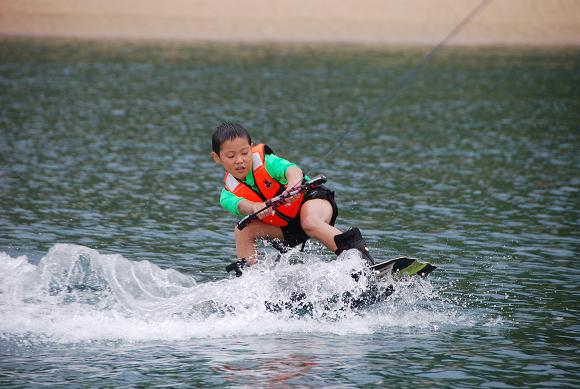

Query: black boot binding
[225,259,247,277]
[334,227,376,266]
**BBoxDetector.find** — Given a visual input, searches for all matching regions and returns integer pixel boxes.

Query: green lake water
[0,39,579,388]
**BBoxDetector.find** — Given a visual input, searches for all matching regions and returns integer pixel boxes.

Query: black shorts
[272,185,338,252]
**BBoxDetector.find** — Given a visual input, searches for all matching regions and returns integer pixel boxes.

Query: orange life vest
[223,144,304,227]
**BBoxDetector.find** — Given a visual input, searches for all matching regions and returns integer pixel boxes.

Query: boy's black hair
[212,122,252,154]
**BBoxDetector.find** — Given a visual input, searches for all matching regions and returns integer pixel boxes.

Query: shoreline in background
[2,35,580,52]
[1,0,579,47]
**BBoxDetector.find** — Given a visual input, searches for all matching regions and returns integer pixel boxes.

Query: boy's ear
[211,151,221,164]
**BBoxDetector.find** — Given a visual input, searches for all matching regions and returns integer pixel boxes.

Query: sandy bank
[1,0,579,46]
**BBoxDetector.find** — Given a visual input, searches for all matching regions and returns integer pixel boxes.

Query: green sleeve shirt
[219,153,297,216]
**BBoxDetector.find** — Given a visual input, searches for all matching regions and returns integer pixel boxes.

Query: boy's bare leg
[299,199,341,252]
[234,221,285,265]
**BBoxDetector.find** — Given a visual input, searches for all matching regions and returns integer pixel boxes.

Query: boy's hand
[252,202,275,219]
[282,166,304,204]
[281,186,301,204]
[281,177,303,204]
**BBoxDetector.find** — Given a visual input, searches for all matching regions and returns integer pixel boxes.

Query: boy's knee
[234,225,247,239]
[301,216,320,235]
[235,223,256,240]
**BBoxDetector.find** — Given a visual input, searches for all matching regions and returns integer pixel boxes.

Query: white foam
[0,244,476,343]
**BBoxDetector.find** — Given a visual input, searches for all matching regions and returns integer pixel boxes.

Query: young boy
[211,122,375,274]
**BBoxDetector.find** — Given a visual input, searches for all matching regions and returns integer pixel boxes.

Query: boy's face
[211,136,253,180]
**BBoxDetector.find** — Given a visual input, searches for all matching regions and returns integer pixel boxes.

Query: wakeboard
[370,256,436,279]
[265,257,437,315]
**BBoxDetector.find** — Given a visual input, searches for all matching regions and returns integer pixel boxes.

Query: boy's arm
[220,188,273,218]
[220,188,244,216]
[264,153,304,202]
[264,153,303,188]
[237,199,274,218]
[284,165,304,190]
